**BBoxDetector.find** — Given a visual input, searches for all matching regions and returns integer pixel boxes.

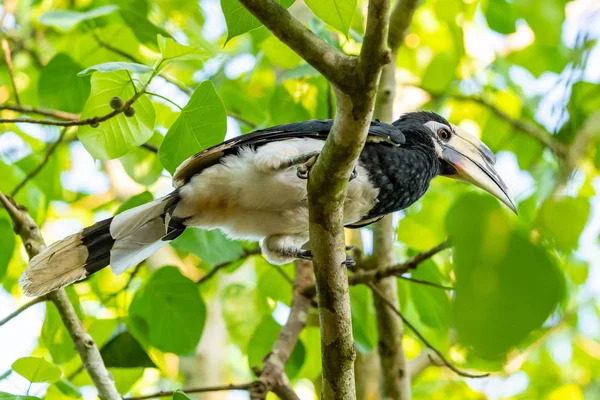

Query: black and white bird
[20,111,516,296]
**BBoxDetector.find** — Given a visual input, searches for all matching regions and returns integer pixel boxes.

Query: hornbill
[20,111,516,296]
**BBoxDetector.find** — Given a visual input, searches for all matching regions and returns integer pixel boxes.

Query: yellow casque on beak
[440,124,517,214]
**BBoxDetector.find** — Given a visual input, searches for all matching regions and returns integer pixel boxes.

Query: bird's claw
[349,167,358,181]
[343,255,356,268]
[296,153,320,180]
[297,249,313,260]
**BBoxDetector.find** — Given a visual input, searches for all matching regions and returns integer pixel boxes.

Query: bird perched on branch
[21,111,516,296]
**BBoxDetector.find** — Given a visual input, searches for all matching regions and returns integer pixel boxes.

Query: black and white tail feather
[20,193,184,297]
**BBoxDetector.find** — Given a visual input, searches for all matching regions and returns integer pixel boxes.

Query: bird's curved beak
[440,124,517,214]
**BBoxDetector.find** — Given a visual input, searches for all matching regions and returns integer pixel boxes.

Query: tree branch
[388,0,419,50]
[368,282,489,379]
[250,259,312,400]
[0,87,146,126]
[11,127,69,196]
[239,2,392,398]
[0,192,121,400]
[2,38,20,105]
[300,240,451,299]
[553,110,600,195]
[238,0,356,91]
[123,383,255,400]
[0,294,48,328]
[367,1,420,397]
[0,104,79,120]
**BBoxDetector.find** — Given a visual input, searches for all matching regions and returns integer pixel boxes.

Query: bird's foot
[349,167,358,181]
[296,152,320,179]
[295,246,356,267]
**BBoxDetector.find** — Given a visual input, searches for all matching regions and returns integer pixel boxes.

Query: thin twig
[250,259,311,400]
[0,192,121,400]
[417,86,567,156]
[141,143,158,153]
[11,127,69,196]
[0,104,79,120]
[196,249,261,285]
[2,38,20,105]
[0,62,161,126]
[300,240,452,298]
[368,283,489,379]
[398,275,454,291]
[0,294,49,328]
[124,383,255,400]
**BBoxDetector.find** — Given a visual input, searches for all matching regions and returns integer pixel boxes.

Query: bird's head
[393,111,517,214]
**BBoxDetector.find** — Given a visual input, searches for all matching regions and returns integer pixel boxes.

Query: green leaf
[115,191,154,215]
[221,0,295,43]
[259,36,302,69]
[78,70,156,160]
[221,283,269,349]
[350,285,378,353]
[158,80,226,174]
[305,0,356,36]
[42,287,82,364]
[0,393,41,400]
[54,379,82,398]
[0,217,15,281]
[482,0,517,34]
[100,331,157,368]
[128,267,206,354]
[120,0,170,48]
[11,357,62,383]
[38,53,90,113]
[409,261,451,330]
[171,228,244,265]
[78,62,153,76]
[120,131,164,186]
[38,5,119,32]
[421,52,458,93]
[247,315,281,368]
[173,390,193,400]
[446,193,566,360]
[158,35,210,62]
[536,197,590,253]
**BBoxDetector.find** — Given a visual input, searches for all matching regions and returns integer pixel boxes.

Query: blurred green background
[0,0,599,399]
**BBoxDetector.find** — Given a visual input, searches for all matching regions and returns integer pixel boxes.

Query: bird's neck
[361,142,439,218]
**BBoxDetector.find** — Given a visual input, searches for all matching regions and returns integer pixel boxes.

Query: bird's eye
[437,127,451,142]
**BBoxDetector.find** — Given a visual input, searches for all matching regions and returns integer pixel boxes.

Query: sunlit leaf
[171,228,244,265]
[0,392,40,400]
[173,390,193,400]
[0,217,15,281]
[78,62,153,76]
[11,357,62,383]
[38,5,119,32]
[158,35,210,62]
[115,191,154,215]
[158,80,226,174]
[305,0,356,36]
[120,0,170,48]
[78,70,156,159]
[53,379,82,398]
[259,36,302,69]
[221,0,295,43]
[536,197,590,253]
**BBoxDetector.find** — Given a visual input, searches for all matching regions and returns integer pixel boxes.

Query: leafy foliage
[1,0,598,399]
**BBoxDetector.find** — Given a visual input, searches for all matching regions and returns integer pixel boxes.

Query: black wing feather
[173,119,405,186]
